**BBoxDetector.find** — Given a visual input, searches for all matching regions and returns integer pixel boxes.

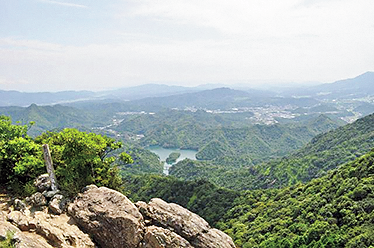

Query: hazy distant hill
[68,87,277,113]
[2,72,373,107]
[0,84,196,107]
[286,71,374,99]
[102,84,197,100]
[122,87,319,111]
[0,90,96,107]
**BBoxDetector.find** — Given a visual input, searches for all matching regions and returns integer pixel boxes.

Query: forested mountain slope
[220,149,374,247]
[116,110,339,164]
[0,104,107,136]
[170,113,374,190]
[123,149,374,247]
[259,112,374,188]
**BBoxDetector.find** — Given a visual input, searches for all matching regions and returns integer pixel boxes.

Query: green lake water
[147,146,197,175]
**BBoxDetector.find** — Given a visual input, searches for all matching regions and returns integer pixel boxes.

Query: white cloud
[0,0,373,91]
[38,0,88,8]
[126,0,374,39]
[0,77,31,91]
[0,38,63,51]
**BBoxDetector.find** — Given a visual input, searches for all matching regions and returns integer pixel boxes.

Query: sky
[0,0,373,92]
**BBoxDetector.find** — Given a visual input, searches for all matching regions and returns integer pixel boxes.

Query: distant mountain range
[0,90,97,107]
[285,71,374,99]
[0,72,373,107]
[0,104,100,136]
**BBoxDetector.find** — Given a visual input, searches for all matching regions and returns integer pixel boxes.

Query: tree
[0,115,45,195]
[35,128,130,195]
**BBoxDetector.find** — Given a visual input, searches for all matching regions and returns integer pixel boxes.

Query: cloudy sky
[0,0,373,92]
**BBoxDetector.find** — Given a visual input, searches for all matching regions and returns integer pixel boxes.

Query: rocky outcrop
[137,198,235,248]
[141,226,193,248]
[137,198,210,240]
[49,194,66,215]
[26,192,47,207]
[68,186,235,248]
[0,220,54,248]
[34,174,52,192]
[68,185,144,248]
[7,210,95,247]
[0,185,94,248]
[1,184,235,248]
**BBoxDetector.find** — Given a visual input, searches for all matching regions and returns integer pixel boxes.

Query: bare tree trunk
[42,144,58,191]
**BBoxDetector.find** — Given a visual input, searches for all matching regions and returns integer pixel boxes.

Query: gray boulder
[137,198,235,248]
[141,226,193,248]
[7,210,95,248]
[0,220,54,248]
[48,194,66,215]
[13,199,26,212]
[26,192,47,207]
[34,174,52,192]
[68,185,144,248]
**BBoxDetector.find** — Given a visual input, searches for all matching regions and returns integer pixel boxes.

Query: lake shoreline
[147,146,198,175]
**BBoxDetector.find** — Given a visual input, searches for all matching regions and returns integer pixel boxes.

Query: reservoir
[147,146,197,175]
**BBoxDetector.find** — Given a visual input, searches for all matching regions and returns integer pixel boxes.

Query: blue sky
[0,0,373,92]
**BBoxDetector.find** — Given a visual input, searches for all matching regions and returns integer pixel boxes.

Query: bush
[35,128,130,195]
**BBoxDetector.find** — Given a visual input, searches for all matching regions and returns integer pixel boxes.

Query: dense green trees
[122,174,239,225]
[253,112,374,189]
[170,113,374,191]
[220,150,374,247]
[120,144,163,175]
[0,115,131,196]
[0,116,45,195]
[123,148,374,247]
[115,110,339,165]
[35,129,128,195]
[166,152,181,164]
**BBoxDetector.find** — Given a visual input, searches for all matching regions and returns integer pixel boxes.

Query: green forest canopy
[0,115,131,195]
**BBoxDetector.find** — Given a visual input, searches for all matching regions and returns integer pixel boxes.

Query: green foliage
[122,174,239,226]
[120,144,163,175]
[171,113,374,191]
[220,151,374,247]
[196,139,233,160]
[0,104,107,137]
[116,110,339,164]
[0,115,45,195]
[0,231,15,248]
[119,152,134,164]
[165,152,181,164]
[35,128,128,195]
[253,112,374,188]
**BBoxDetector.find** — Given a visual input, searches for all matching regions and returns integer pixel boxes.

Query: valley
[0,72,374,247]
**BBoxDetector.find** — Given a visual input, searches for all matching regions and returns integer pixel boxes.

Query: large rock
[0,220,54,248]
[34,174,52,192]
[0,210,5,221]
[192,228,236,248]
[13,199,27,212]
[7,211,30,231]
[141,226,193,248]
[137,198,235,248]
[68,185,144,248]
[137,198,210,240]
[7,210,95,248]
[49,194,66,215]
[27,192,47,207]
